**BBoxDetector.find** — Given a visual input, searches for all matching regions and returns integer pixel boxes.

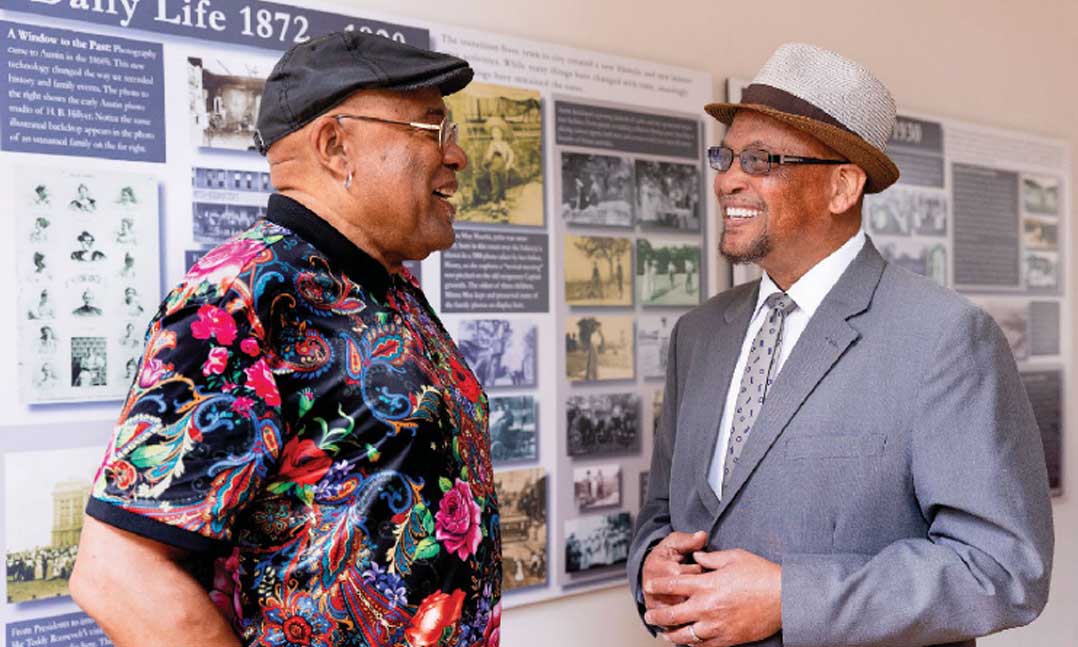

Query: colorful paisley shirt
[88,195,502,647]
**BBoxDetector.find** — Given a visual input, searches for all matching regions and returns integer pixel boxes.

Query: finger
[646,573,705,597]
[660,530,709,553]
[643,596,700,628]
[691,549,739,570]
[658,621,707,645]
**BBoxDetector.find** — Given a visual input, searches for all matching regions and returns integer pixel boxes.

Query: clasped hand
[641,531,781,646]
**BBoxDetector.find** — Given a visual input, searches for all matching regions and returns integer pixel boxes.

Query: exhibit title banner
[6,0,429,50]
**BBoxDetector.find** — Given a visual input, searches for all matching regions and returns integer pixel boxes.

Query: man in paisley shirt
[72,32,501,647]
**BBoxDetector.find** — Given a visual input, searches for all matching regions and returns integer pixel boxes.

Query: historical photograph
[564,511,632,574]
[977,301,1030,361]
[5,446,101,603]
[639,471,651,507]
[1025,251,1060,292]
[490,395,538,464]
[1023,217,1058,251]
[572,464,621,511]
[494,467,547,592]
[1020,370,1062,495]
[864,188,914,236]
[652,388,664,436]
[878,240,947,287]
[566,392,641,457]
[70,337,108,388]
[560,152,633,227]
[1021,175,1060,216]
[192,167,272,192]
[565,315,634,382]
[457,319,538,389]
[636,240,701,306]
[193,202,266,245]
[564,235,633,306]
[634,160,701,231]
[637,315,674,379]
[445,82,543,226]
[187,55,273,151]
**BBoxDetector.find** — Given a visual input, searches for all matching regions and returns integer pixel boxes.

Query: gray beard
[720,230,771,265]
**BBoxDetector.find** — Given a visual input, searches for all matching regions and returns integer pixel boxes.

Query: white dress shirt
[707,230,867,498]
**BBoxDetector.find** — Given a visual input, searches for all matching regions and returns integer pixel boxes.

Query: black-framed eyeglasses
[332,113,459,151]
[707,145,848,175]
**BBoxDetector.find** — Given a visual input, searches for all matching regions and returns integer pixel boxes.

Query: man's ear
[828,164,868,214]
[308,116,351,181]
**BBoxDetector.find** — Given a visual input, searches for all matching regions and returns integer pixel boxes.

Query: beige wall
[340,1,1078,644]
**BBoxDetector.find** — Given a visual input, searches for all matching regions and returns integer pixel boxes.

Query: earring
[344,171,353,190]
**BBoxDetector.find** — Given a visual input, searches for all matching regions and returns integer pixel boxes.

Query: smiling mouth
[724,206,764,219]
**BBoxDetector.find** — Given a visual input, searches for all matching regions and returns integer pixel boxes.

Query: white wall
[333,1,1078,645]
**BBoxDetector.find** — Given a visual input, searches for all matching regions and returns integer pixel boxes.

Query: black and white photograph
[639,471,651,507]
[458,319,538,389]
[193,167,272,192]
[1025,251,1060,292]
[15,166,160,404]
[70,337,108,388]
[566,392,641,457]
[5,446,100,603]
[634,160,701,231]
[564,235,633,306]
[187,56,272,151]
[572,464,621,510]
[1021,175,1060,216]
[564,511,632,574]
[637,315,674,379]
[490,395,539,464]
[878,240,947,287]
[1020,370,1063,495]
[560,152,633,227]
[1023,217,1059,251]
[652,388,664,436]
[977,301,1030,361]
[445,82,544,226]
[193,203,266,245]
[864,189,912,236]
[494,467,547,592]
[565,315,634,382]
[636,240,701,306]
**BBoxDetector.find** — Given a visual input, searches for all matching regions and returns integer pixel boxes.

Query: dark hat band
[740,84,854,136]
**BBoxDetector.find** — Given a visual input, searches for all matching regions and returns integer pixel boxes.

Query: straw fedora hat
[705,43,900,193]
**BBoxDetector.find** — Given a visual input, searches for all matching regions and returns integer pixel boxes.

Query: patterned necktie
[722,291,798,491]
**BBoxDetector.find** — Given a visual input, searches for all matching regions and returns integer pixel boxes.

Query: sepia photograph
[636,240,701,306]
[494,467,547,592]
[1021,175,1060,216]
[572,464,621,511]
[565,315,634,382]
[564,235,633,306]
[566,392,641,457]
[637,314,674,379]
[878,240,947,287]
[445,82,543,226]
[1023,216,1059,251]
[458,319,538,389]
[564,511,632,574]
[187,55,273,151]
[978,301,1030,361]
[560,152,633,227]
[635,160,701,231]
[1025,251,1060,292]
[5,446,101,603]
[490,395,539,464]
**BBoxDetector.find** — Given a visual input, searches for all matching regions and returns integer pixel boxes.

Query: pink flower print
[202,346,229,376]
[244,358,281,407]
[137,357,170,388]
[240,337,260,356]
[230,396,255,414]
[435,479,483,560]
[191,304,238,346]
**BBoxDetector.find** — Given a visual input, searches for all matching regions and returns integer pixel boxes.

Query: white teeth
[434,188,456,198]
[725,207,761,219]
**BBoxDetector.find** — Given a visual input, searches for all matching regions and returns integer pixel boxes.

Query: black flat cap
[254,31,473,154]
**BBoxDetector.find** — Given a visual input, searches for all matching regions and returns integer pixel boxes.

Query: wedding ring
[688,624,701,643]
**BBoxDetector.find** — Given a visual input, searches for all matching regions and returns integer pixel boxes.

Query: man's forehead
[721,110,826,152]
[338,87,446,119]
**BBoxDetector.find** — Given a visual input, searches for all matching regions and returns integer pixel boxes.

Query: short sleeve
[87,283,286,552]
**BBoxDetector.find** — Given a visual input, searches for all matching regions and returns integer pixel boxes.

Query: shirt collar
[756,229,866,319]
[265,194,391,300]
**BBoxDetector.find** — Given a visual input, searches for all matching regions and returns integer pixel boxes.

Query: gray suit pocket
[785,433,886,460]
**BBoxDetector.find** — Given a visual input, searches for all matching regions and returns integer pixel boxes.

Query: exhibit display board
[728,79,1071,497]
[0,0,715,641]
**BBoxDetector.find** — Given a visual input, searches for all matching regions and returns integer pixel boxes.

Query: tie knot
[764,292,797,316]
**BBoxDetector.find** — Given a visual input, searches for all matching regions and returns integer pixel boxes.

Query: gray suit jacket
[628,240,1053,646]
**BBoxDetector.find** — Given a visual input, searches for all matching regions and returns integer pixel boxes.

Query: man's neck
[276,188,399,273]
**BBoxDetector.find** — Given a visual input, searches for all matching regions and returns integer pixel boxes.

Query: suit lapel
[689,282,758,518]
[712,240,887,522]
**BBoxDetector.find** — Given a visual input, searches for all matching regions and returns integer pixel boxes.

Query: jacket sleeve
[782,305,1054,646]
[627,317,682,633]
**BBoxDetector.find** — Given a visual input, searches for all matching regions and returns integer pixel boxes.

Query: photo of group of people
[564,511,632,574]
[494,468,548,592]
[864,185,950,287]
[1020,174,1062,295]
[458,319,538,388]
[16,168,159,403]
[566,393,641,457]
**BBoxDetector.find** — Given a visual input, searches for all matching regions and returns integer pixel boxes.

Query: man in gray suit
[629,43,1053,647]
